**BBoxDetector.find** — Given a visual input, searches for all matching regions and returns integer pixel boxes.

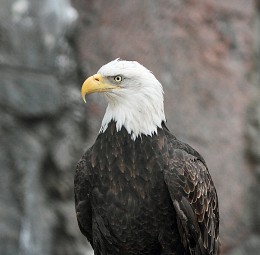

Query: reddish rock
[72,0,257,253]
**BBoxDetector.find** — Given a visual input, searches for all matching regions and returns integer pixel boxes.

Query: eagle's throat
[100,90,166,140]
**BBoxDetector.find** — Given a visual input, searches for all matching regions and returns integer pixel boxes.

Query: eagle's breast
[85,122,179,252]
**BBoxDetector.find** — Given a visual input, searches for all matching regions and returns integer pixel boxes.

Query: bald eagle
[75,59,220,255]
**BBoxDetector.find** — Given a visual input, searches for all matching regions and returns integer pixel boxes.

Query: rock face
[0,0,91,255]
[0,0,259,255]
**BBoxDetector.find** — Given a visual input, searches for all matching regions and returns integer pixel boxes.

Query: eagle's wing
[163,149,220,255]
[74,154,93,246]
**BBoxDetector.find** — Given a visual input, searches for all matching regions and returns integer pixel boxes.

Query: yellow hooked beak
[81,73,120,103]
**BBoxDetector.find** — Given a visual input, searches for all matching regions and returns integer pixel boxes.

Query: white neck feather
[100,81,166,140]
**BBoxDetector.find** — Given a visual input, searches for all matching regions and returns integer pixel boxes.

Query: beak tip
[82,94,86,103]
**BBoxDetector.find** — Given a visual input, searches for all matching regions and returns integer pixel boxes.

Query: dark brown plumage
[74,121,220,255]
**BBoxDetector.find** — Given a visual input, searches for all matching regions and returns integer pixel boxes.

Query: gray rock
[225,235,260,255]
[0,0,91,255]
[0,122,49,255]
[50,86,87,171]
[0,71,63,118]
[0,141,21,255]
[0,0,77,71]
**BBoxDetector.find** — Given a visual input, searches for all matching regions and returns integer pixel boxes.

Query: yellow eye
[114,76,122,82]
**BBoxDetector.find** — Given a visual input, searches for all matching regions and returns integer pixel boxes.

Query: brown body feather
[74,121,220,255]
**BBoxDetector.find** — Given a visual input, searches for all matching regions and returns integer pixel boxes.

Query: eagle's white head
[81,59,166,140]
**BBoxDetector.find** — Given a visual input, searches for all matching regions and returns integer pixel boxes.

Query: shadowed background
[0,0,260,254]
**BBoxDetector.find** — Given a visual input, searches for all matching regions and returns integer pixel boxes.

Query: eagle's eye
[114,75,122,82]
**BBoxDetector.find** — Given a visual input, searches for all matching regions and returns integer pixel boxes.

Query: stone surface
[0,0,92,255]
[0,0,78,71]
[225,235,260,255]
[0,70,62,118]
[0,117,47,255]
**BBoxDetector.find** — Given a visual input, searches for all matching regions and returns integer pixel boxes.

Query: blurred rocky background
[0,0,259,254]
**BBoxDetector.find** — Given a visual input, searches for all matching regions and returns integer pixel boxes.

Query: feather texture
[74,122,220,255]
